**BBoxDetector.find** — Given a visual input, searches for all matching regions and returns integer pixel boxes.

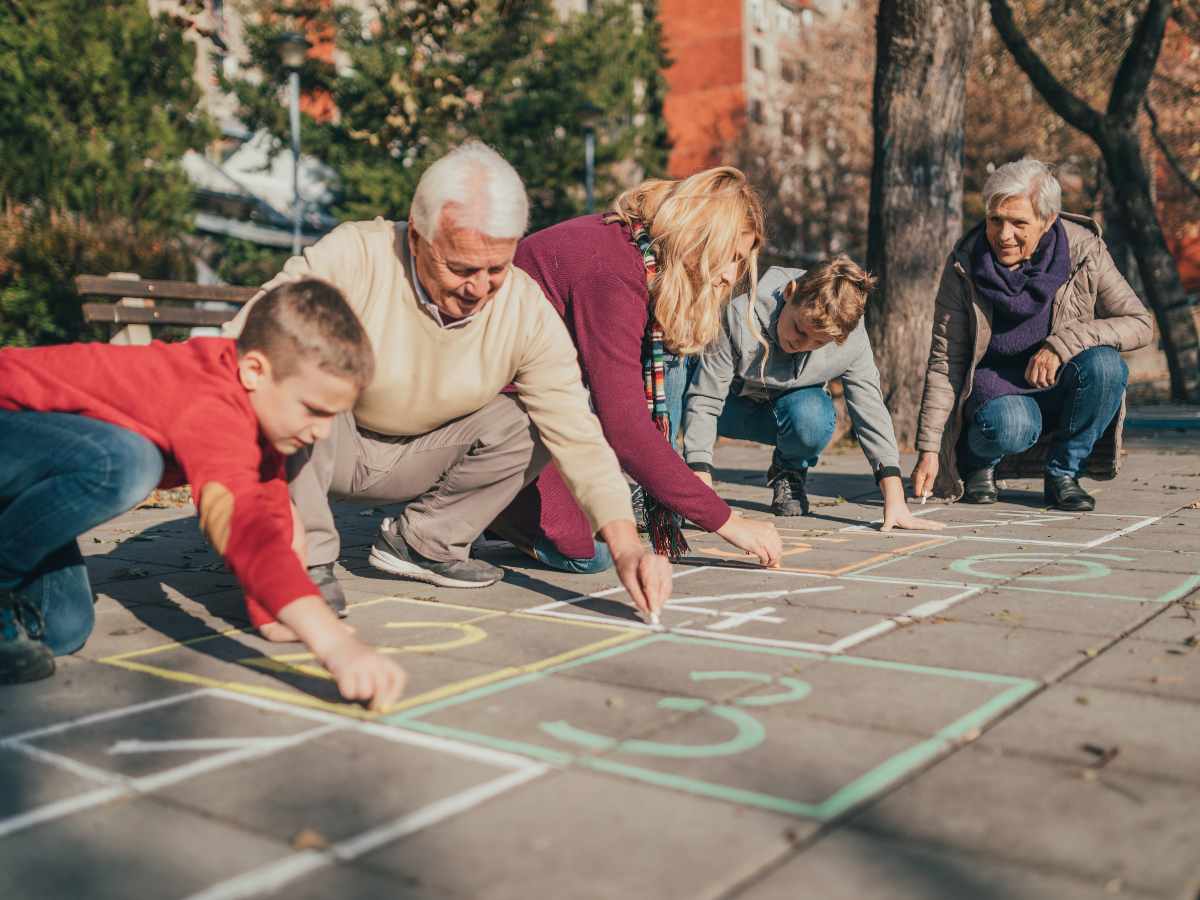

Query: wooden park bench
[76,274,256,345]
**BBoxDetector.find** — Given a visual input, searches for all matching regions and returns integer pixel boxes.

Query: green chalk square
[387,634,1037,822]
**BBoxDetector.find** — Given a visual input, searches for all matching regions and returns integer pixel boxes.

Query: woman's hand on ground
[910,452,939,501]
[717,513,782,568]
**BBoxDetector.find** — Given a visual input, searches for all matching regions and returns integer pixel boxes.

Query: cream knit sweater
[229,218,632,532]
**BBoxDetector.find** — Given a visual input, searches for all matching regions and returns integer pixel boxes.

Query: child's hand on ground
[695,470,714,488]
[881,503,945,532]
[717,513,783,567]
[321,636,407,712]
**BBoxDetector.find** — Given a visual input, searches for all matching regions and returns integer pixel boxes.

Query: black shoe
[369,518,502,588]
[962,467,998,504]
[0,591,55,685]
[1044,474,1095,511]
[767,462,809,517]
[307,563,348,618]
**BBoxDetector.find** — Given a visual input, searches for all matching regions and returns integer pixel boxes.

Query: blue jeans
[663,353,695,451]
[960,346,1128,478]
[715,385,837,471]
[532,536,614,574]
[0,411,163,654]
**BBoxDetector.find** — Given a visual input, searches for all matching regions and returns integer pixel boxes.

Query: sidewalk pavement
[2,430,1198,900]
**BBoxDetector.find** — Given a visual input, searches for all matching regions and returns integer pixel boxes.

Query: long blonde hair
[607,166,764,355]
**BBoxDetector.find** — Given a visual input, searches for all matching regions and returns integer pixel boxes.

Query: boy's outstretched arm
[270,597,407,711]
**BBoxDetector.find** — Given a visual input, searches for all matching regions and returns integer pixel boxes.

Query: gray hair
[409,141,529,241]
[983,157,1062,222]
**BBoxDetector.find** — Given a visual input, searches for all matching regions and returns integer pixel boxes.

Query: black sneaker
[369,518,502,588]
[1044,473,1095,511]
[307,563,348,618]
[1,591,55,685]
[767,462,809,517]
[962,467,999,504]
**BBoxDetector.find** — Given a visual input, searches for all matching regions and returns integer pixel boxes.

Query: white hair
[409,141,529,241]
[983,157,1062,222]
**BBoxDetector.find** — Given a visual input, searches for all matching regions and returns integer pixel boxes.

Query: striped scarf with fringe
[631,225,689,560]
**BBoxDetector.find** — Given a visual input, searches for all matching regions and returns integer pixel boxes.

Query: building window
[782,110,795,136]
[749,0,766,31]
[752,44,763,71]
[781,59,796,82]
[750,99,764,124]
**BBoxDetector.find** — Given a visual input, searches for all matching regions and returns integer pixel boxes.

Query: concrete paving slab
[1064,635,1200,704]
[159,724,524,846]
[0,796,295,900]
[852,617,1094,677]
[0,744,103,824]
[258,862,454,900]
[1108,515,1200,552]
[983,682,1200,786]
[852,743,1200,897]
[945,587,1162,638]
[734,827,1149,900]
[394,633,1034,822]
[359,768,801,900]
[1124,602,1200,644]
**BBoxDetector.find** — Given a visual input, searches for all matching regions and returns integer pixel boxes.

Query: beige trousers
[288,394,548,566]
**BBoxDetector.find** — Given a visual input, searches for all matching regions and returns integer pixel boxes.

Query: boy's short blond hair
[783,255,877,344]
[236,279,374,389]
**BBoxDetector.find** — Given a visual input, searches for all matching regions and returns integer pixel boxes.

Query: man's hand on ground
[880,474,944,532]
[599,518,673,622]
[716,513,782,567]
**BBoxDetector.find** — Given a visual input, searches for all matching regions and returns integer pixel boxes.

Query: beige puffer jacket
[916,213,1154,500]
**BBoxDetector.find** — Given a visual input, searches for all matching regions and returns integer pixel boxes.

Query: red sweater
[508,215,731,557]
[0,338,316,626]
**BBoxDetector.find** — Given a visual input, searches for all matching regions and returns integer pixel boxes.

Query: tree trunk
[866,0,979,448]
[1102,127,1200,400]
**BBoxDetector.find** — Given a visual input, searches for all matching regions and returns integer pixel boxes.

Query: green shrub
[0,206,193,347]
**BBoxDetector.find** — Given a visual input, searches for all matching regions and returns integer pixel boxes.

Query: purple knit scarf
[969,218,1071,411]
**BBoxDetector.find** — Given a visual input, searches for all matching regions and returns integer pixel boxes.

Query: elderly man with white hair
[228,141,671,621]
[911,157,1153,511]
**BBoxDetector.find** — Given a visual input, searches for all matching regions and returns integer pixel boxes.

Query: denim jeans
[0,411,163,654]
[960,346,1128,478]
[532,536,614,574]
[663,353,696,451]
[715,385,837,472]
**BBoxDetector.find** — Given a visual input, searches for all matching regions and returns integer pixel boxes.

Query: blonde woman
[495,166,783,573]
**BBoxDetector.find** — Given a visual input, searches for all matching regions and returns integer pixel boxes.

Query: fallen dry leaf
[290,828,329,851]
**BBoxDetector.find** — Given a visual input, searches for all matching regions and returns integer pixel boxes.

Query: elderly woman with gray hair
[911,158,1153,511]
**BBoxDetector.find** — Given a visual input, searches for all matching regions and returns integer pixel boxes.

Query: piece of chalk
[920,493,927,506]
[650,612,661,627]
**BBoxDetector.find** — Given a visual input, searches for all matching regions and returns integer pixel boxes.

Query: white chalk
[649,612,661,628]
[920,493,928,506]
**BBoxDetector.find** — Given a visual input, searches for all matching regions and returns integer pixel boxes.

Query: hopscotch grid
[0,686,544,845]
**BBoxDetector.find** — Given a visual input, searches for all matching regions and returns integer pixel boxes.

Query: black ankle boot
[962,467,998,504]
[767,462,809,516]
[1044,474,1095,511]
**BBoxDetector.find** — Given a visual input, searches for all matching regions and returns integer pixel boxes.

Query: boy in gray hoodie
[684,257,934,531]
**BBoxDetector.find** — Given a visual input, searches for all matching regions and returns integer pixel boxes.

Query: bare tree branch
[1108,0,1171,126]
[988,0,1104,137]
[1144,97,1200,202]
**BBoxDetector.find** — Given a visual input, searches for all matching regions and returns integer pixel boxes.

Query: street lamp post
[579,102,601,215]
[277,31,308,256]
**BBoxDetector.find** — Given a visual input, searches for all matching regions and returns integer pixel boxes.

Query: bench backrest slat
[75,275,258,304]
[81,303,238,328]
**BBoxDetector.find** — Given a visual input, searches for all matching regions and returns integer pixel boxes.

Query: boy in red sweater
[0,280,405,710]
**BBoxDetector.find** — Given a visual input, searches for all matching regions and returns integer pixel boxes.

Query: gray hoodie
[683,266,902,477]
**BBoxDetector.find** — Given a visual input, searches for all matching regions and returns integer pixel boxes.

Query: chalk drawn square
[98,596,640,720]
[390,633,1037,821]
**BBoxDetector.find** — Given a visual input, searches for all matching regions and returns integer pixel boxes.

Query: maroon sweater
[505,214,731,557]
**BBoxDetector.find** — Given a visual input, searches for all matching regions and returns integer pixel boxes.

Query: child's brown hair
[237,279,374,389]
[784,255,877,344]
